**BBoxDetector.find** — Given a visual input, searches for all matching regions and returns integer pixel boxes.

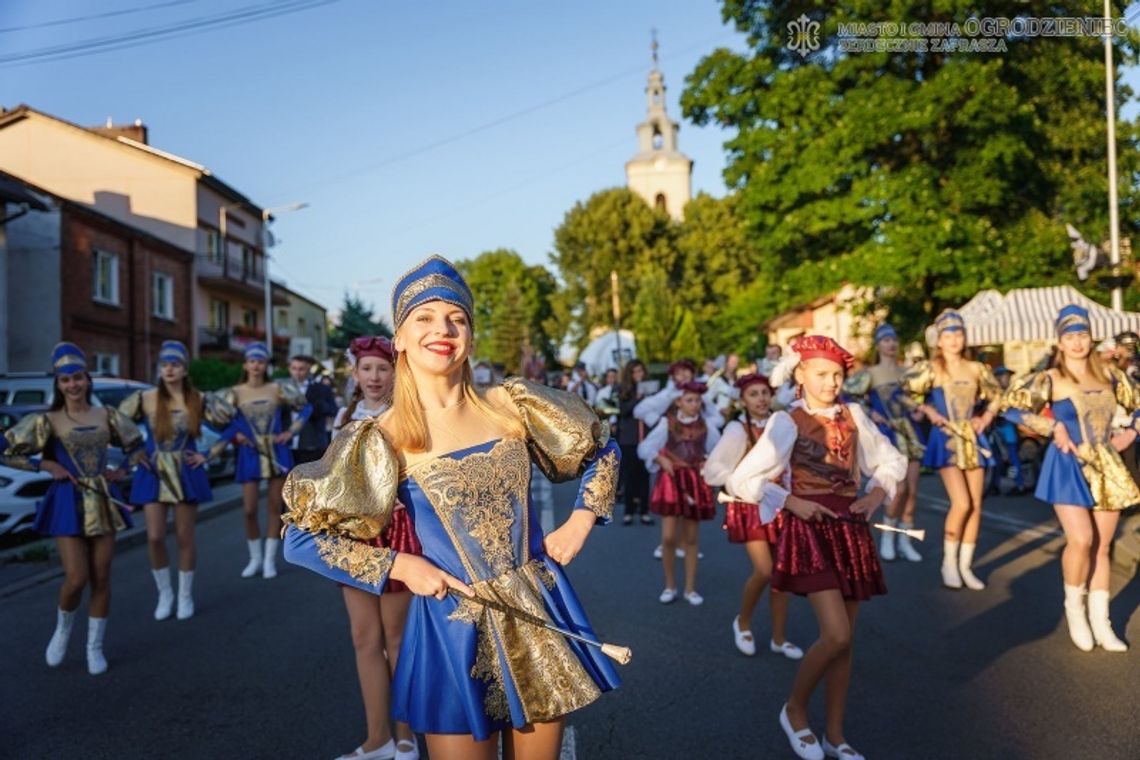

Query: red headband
[668,359,696,375]
[350,335,394,364]
[790,335,854,372]
[734,373,771,392]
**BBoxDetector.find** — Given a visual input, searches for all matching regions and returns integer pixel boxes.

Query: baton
[715,491,925,541]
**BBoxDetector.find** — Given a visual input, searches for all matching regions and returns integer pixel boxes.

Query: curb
[0,488,252,600]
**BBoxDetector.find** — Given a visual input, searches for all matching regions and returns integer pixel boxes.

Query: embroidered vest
[789,406,859,498]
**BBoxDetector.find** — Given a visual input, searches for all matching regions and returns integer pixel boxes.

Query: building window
[152,272,174,320]
[297,317,306,335]
[655,193,667,212]
[241,245,256,279]
[92,250,120,305]
[243,308,258,329]
[206,229,224,265]
[652,128,663,150]
[93,353,120,376]
[210,298,229,330]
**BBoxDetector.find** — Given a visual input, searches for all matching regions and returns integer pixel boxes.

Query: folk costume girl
[727,335,905,760]
[901,310,1002,590]
[843,324,926,563]
[1001,305,1140,652]
[120,340,227,622]
[332,335,423,760]
[702,373,802,659]
[1,342,145,675]
[638,381,721,605]
[282,256,621,760]
[212,342,311,579]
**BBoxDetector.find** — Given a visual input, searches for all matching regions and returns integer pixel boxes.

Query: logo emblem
[787,13,821,58]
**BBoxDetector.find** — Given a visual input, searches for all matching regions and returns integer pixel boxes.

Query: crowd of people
[5,255,1140,759]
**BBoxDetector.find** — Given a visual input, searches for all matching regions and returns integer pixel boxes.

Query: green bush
[189,358,242,391]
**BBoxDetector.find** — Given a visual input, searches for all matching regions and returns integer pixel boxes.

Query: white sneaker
[732,616,756,655]
[822,737,865,760]
[683,591,703,606]
[779,704,824,760]
[335,739,396,760]
[395,739,420,760]
[771,639,805,660]
[658,588,678,604]
[676,547,686,558]
[653,545,663,559]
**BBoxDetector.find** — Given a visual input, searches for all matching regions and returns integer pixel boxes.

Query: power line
[0,0,200,34]
[0,0,345,68]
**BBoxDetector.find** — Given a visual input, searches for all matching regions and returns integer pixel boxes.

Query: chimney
[88,117,149,145]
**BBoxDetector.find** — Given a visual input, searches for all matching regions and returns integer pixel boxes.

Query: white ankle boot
[86,617,108,675]
[153,566,174,620]
[898,523,923,561]
[1088,589,1128,652]
[177,570,195,620]
[958,543,985,590]
[879,519,897,561]
[1063,584,1094,651]
[45,608,76,667]
[263,537,280,579]
[941,540,962,588]
[241,539,263,578]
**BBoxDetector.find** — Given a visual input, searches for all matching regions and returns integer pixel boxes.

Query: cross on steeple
[651,28,659,67]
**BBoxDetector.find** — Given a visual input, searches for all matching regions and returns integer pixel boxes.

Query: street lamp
[261,202,308,358]
[1104,0,1122,311]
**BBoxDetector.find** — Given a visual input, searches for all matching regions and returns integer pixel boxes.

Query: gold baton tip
[601,644,632,665]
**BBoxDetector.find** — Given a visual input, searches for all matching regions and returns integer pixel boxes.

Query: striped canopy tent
[965,285,1140,346]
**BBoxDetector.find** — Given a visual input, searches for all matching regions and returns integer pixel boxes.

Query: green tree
[682,0,1140,340]
[487,278,529,373]
[628,266,677,363]
[549,188,678,348]
[457,249,558,365]
[328,293,392,350]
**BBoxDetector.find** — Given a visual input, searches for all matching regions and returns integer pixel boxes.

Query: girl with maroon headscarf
[728,336,905,760]
[638,381,720,606]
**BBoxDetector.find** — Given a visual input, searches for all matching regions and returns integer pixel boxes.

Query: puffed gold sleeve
[202,387,237,429]
[976,361,1003,413]
[0,413,53,471]
[278,380,308,411]
[842,369,872,399]
[107,407,147,466]
[281,417,398,541]
[899,360,935,412]
[118,390,144,422]
[999,371,1055,438]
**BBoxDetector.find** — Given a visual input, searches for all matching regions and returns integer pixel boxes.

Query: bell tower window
[655,193,667,211]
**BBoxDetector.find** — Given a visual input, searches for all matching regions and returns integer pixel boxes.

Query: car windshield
[92,386,143,408]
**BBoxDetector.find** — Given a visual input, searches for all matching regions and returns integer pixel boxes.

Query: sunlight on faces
[243,357,267,381]
[877,335,899,360]
[937,328,965,357]
[677,390,703,417]
[1059,329,1091,361]
[354,355,395,403]
[395,301,472,377]
[57,370,89,402]
[159,360,186,385]
[740,383,772,418]
[795,358,844,408]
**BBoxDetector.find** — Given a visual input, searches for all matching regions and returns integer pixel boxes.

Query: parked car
[0,372,150,408]
[0,465,52,536]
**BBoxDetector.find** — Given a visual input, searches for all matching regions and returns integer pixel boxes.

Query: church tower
[625,32,692,221]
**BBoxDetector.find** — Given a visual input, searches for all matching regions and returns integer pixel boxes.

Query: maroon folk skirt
[723,501,780,544]
[771,494,886,602]
[650,465,715,520]
[338,508,422,594]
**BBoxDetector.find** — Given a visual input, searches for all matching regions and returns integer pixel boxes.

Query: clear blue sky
[2,0,1137,324]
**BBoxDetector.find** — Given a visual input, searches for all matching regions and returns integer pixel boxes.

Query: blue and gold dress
[119,391,229,506]
[1001,368,1140,510]
[1,410,144,536]
[844,363,927,462]
[901,360,1001,470]
[282,378,621,739]
[210,382,310,482]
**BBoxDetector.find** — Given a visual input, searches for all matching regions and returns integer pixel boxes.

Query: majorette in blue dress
[210,381,310,482]
[281,378,622,740]
[900,360,1001,470]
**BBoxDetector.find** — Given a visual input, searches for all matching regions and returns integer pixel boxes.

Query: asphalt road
[2,476,1139,759]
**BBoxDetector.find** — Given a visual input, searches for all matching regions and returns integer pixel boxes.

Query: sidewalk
[0,480,256,598]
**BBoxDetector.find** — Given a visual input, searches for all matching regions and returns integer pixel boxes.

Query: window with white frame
[209,298,229,330]
[93,353,120,376]
[92,250,120,305]
[152,272,174,319]
[205,229,224,265]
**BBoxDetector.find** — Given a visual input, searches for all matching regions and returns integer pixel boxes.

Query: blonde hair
[387,352,524,453]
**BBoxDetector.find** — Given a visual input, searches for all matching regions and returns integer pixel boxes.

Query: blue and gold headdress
[158,340,189,366]
[874,324,898,344]
[1056,304,1091,337]
[391,255,474,332]
[51,341,87,376]
[934,309,965,334]
[243,342,270,362]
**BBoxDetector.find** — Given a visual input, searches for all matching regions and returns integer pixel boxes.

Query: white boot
[1063,584,1095,652]
[86,616,108,675]
[263,537,280,579]
[1088,589,1128,652]
[958,543,986,590]
[941,540,962,588]
[241,539,263,578]
[45,608,76,667]
[176,570,195,620]
[152,566,174,620]
[879,518,897,561]
[897,523,923,562]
